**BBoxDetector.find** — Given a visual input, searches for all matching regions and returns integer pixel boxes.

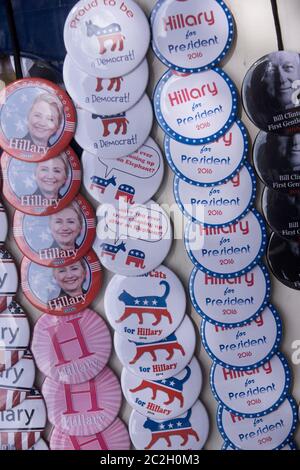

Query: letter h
[63,379,103,415]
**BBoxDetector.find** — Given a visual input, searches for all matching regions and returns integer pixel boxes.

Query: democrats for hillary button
[121,357,202,421]
[154,68,238,145]
[104,265,186,343]
[95,200,172,277]
[165,120,248,187]
[185,209,267,278]
[75,94,153,160]
[13,195,96,268]
[201,305,282,370]
[1,149,81,216]
[32,309,112,384]
[64,54,149,115]
[114,316,196,381]
[217,397,298,450]
[262,187,300,240]
[0,203,8,245]
[267,233,300,290]
[211,353,291,418]
[82,137,164,206]
[151,0,234,73]
[43,367,122,436]
[129,400,209,450]
[0,250,19,313]
[0,78,76,162]
[64,0,150,78]
[174,163,256,227]
[21,250,103,316]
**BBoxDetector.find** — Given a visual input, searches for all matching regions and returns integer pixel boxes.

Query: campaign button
[201,305,282,370]
[32,309,112,384]
[49,418,130,450]
[64,54,149,115]
[174,163,256,227]
[151,0,234,73]
[1,148,81,216]
[104,265,186,343]
[114,316,196,381]
[222,441,297,451]
[217,397,298,450]
[129,400,209,450]
[29,439,49,450]
[121,356,202,421]
[43,367,122,436]
[154,68,238,145]
[94,200,172,277]
[267,232,300,290]
[0,351,35,411]
[0,78,76,162]
[13,194,96,268]
[82,137,164,206]
[75,94,153,160]
[0,250,19,311]
[21,250,103,316]
[0,203,8,245]
[64,0,150,78]
[190,264,271,327]
[262,187,300,240]
[185,209,267,278]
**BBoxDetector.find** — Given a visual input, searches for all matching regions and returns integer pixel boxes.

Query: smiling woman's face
[54,261,86,294]
[36,158,67,197]
[50,207,82,248]
[28,101,60,145]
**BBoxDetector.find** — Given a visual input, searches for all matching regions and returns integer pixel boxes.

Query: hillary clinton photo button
[1,148,81,216]
[0,78,76,162]
[0,203,8,245]
[13,194,96,268]
[267,232,300,290]
[262,187,300,240]
[0,250,19,314]
[104,265,186,343]
[21,250,103,316]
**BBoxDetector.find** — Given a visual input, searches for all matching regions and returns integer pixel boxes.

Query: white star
[39,231,52,242]
[176,421,182,427]
[15,119,26,132]
[159,424,165,430]
[143,300,149,305]
[169,381,175,386]
[161,380,167,384]
[168,423,174,429]
[24,176,35,189]
[152,300,158,305]
[134,300,140,305]
[20,94,28,103]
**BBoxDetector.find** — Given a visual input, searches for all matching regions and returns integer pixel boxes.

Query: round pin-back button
[32,309,112,384]
[64,54,149,116]
[201,305,282,370]
[190,264,271,327]
[50,418,130,450]
[0,389,47,450]
[21,250,103,316]
[222,441,297,451]
[185,209,267,278]
[13,194,96,268]
[129,400,209,450]
[82,137,164,206]
[104,265,186,343]
[217,397,298,450]
[0,203,8,245]
[43,367,122,436]
[64,0,150,78]
[94,200,172,277]
[122,356,202,421]
[242,51,300,135]
[154,68,238,145]
[267,232,300,290]
[0,249,18,312]
[114,315,196,381]
[165,120,248,187]
[0,78,76,162]
[262,187,300,240]
[174,163,256,227]
[74,94,153,160]
[1,148,81,216]
[0,351,35,411]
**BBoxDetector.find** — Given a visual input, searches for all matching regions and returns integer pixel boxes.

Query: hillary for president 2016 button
[262,187,300,240]
[43,367,122,436]
[82,137,164,206]
[13,194,96,268]
[185,209,267,278]
[75,94,153,160]
[165,120,248,187]
[0,203,8,245]
[64,54,149,116]
[151,0,234,73]
[64,0,150,79]
[267,233,300,290]
[217,397,298,450]
[129,400,209,450]
[32,309,112,384]
[114,316,196,381]
[0,249,18,312]
[1,149,81,216]
[121,357,202,421]
[21,250,103,316]
[174,163,256,227]
[201,305,282,370]
[0,78,76,162]
[154,68,238,145]
[104,265,186,343]
[190,264,271,327]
